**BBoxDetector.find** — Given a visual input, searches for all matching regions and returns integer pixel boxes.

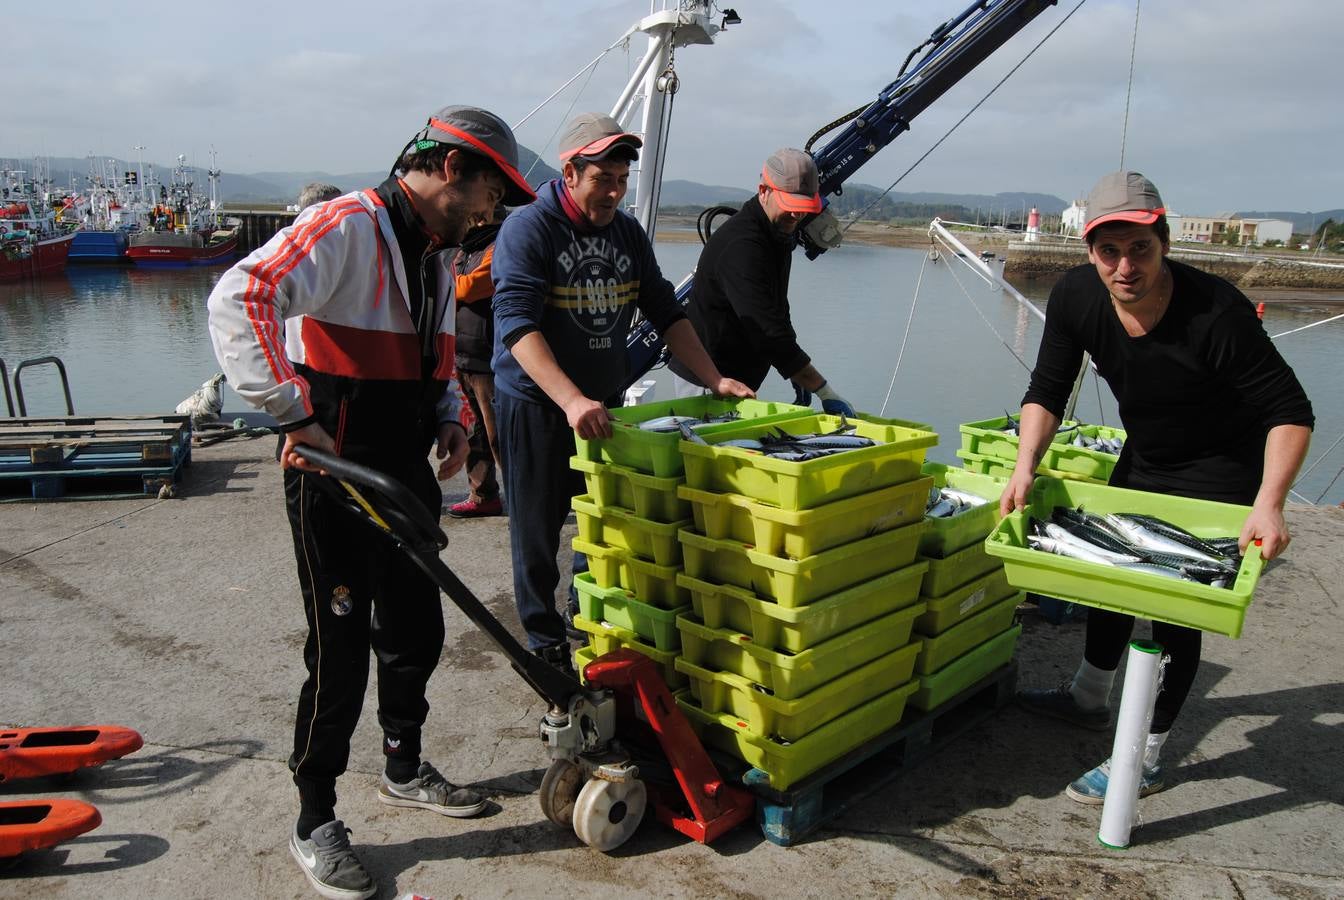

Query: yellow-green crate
[677,519,926,608]
[571,494,688,566]
[573,572,686,651]
[571,615,687,689]
[574,396,813,477]
[679,413,938,510]
[569,455,689,523]
[678,560,926,653]
[985,476,1263,638]
[916,568,1015,636]
[919,462,1004,557]
[676,680,918,791]
[957,448,1106,485]
[676,641,920,743]
[919,540,1002,597]
[571,538,688,608]
[912,624,1021,712]
[1038,424,1127,481]
[958,416,1081,462]
[914,592,1021,675]
[675,603,924,701]
[677,475,932,560]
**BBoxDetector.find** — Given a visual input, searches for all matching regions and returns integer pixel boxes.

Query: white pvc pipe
[1098,639,1165,849]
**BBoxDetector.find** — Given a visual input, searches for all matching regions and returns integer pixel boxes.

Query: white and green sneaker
[289,820,376,900]
[378,761,486,818]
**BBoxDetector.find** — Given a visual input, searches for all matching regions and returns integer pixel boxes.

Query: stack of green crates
[913,462,1022,712]
[668,412,940,790]
[570,395,814,687]
[956,415,1125,486]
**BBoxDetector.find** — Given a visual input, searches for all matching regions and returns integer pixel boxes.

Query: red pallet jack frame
[0,799,102,859]
[294,446,753,850]
[0,725,144,783]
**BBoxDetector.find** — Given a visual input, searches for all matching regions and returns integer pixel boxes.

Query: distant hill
[1236,209,1344,235]
[658,180,753,208]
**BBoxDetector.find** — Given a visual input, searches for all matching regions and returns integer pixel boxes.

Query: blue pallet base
[0,416,192,501]
[742,662,1017,847]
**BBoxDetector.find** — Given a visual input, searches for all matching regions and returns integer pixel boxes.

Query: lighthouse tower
[1025,207,1040,243]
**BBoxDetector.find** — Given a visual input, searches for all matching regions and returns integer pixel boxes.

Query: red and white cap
[558,112,643,162]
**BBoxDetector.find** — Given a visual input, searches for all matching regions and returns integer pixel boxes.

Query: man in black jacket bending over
[670,148,854,415]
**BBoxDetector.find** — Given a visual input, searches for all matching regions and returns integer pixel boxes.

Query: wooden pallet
[741,662,1017,846]
[0,415,192,501]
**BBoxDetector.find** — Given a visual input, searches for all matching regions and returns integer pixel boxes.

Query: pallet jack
[294,446,754,851]
[0,725,143,860]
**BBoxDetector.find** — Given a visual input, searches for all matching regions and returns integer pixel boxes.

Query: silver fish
[1103,514,1228,565]
[1041,522,1142,564]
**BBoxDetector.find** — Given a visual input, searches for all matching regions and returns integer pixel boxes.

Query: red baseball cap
[558,112,642,162]
[761,148,823,214]
[1083,170,1166,236]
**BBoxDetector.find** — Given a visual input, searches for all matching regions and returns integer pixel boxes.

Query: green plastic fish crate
[919,462,1004,557]
[1037,424,1127,481]
[571,495,689,566]
[678,475,932,560]
[911,624,1021,712]
[676,680,918,790]
[958,416,1081,462]
[957,449,1105,485]
[573,396,813,477]
[676,603,924,700]
[569,456,689,523]
[572,572,687,651]
[916,567,1015,636]
[571,538,688,608]
[919,540,1003,597]
[676,641,920,743]
[677,519,926,608]
[678,559,926,653]
[679,413,938,510]
[571,615,686,689]
[985,476,1264,638]
[915,592,1021,674]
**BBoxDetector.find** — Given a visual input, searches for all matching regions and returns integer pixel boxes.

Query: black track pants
[284,465,445,805]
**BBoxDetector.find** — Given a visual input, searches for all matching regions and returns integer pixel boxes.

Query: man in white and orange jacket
[207,105,535,900]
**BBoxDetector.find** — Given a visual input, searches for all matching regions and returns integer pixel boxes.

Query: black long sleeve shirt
[1023,259,1313,502]
[668,195,810,390]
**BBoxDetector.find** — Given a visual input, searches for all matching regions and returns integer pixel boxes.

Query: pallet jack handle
[292,445,584,710]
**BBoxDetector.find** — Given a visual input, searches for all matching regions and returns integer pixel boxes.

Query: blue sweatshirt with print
[491,179,685,405]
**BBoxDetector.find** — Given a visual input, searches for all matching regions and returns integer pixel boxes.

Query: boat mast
[609,1,737,239]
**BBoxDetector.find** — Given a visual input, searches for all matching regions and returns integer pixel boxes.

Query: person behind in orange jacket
[448,204,507,518]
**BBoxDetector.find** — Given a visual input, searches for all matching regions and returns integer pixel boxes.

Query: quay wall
[1004,242,1344,290]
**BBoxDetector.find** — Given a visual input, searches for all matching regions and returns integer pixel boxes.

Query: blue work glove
[790,380,812,407]
[815,381,855,417]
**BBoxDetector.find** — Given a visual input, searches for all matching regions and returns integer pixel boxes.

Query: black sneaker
[535,642,577,679]
[289,819,376,900]
[1017,681,1112,731]
[561,600,585,641]
[378,761,486,818]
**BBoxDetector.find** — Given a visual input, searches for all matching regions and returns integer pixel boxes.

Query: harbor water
[2,241,1341,505]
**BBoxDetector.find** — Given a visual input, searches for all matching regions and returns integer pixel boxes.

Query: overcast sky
[7,0,1342,215]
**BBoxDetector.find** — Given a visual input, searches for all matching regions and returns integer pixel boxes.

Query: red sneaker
[447,496,504,519]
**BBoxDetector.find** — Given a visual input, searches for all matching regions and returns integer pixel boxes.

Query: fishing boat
[0,168,78,281]
[67,155,156,264]
[126,153,240,267]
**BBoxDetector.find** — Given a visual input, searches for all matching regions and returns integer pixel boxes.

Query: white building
[1061,200,1086,236]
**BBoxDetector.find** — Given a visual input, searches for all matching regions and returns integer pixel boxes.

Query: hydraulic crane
[621,0,1059,395]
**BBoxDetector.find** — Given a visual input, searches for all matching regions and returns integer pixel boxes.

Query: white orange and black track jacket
[207,187,462,458]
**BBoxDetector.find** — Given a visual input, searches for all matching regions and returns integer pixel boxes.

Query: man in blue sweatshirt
[491,112,753,670]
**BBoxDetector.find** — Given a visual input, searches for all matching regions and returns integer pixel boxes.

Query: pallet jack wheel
[571,776,646,852]
[539,759,583,827]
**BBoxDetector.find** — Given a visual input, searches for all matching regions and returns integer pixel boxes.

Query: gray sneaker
[289,820,376,900]
[1017,681,1112,731]
[378,761,486,818]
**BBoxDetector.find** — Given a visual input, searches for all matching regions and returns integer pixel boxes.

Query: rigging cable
[841,0,1090,231]
[1118,0,1142,170]
[878,249,932,417]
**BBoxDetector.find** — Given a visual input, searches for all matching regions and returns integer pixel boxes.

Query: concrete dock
[2,436,1341,899]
